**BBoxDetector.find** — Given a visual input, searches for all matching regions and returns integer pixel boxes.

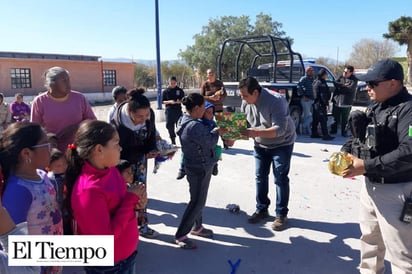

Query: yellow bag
[328,152,353,176]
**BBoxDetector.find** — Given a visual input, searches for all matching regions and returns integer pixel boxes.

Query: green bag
[215,145,222,160]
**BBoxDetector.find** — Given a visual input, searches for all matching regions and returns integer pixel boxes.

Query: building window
[103,70,117,86]
[10,68,32,89]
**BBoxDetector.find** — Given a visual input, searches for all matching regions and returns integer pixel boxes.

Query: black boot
[212,164,218,176]
[171,137,176,145]
[176,169,186,180]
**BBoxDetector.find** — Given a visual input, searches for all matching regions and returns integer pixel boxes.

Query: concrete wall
[0,57,135,97]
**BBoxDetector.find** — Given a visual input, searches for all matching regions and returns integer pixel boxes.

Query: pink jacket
[71,161,139,263]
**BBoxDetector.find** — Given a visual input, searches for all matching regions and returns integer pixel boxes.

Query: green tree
[134,61,195,90]
[134,63,154,89]
[178,13,289,79]
[383,16,412,85]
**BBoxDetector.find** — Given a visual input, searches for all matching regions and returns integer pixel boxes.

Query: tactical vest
[348,102,404,160]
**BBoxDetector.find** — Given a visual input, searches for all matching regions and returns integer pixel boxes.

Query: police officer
[341,59,412,273]
[162,76,185,145]
[311,69,334,140]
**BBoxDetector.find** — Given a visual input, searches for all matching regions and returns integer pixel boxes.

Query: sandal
[139,226,159,239]
[175,237,197,250]
[190,227,213,238]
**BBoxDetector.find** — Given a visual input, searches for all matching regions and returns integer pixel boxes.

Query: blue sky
[1,0,410,62]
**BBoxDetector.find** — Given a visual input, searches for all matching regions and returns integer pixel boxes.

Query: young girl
[0,181,40,274]
[174,93,223,249]
[0,122,63,273]
[116,159,134,186]
[46,148,67,212]
[65,120,146,274]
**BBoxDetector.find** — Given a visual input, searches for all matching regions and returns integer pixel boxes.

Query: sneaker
[247,210,269,224]
[310,134,321,138]
[271,216,288,231]
[139,226,159,239]
[175,236,197,249]
[322,135,335,141]
[212,164,218,176]
[176,170,186,180]
[190,227,213,238]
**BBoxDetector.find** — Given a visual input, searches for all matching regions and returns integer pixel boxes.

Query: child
[176,101,220,180]
[0,186,40,274]
[9,93,30,122]
[174,93,222,249]
[47,132,58,149]
[0,122,63,273]
[116,159,134,186]
[65,120,146,273]
[201,102,221,176]
[46,148,67,212]
[107,86,127,123]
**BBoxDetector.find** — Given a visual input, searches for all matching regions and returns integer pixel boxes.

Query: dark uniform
[311,70,334,140]
[340,59,412,273]
[162,86,185,144]
[342,88,412,183]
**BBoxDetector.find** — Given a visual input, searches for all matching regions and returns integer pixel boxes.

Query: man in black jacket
[331,65,357,137]
[341,59,412,273]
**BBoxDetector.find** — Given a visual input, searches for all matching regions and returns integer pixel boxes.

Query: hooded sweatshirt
[176,113,219,169]
[71,161,139,263]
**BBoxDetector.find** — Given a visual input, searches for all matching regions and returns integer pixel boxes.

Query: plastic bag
[328,152,353,176]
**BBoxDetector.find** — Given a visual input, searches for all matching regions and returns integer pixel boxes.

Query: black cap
[357,59,404,82]
[169,76,177,81]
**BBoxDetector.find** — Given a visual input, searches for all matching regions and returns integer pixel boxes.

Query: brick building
[0,51,135,97]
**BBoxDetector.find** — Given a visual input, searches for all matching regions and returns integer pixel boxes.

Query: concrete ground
[63,104,371,274]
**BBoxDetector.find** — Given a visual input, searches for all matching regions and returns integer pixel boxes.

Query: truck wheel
[289,105,302,134]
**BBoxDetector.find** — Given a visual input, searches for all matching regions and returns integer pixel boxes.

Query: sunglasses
[366,79,388,89]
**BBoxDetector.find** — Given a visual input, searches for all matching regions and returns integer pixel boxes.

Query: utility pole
[336,46,339,75]
[155,0,162,110]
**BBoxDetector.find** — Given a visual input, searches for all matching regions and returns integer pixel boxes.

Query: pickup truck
[216,35,336,133]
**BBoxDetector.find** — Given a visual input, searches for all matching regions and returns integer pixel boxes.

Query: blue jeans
[84,250,137,274]
[254,144,294,217]
[300,97,314,134]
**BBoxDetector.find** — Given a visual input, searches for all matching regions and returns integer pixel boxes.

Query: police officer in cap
[341,59,412,273]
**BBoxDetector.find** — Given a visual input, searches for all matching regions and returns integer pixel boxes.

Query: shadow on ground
[136,198,361,274]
